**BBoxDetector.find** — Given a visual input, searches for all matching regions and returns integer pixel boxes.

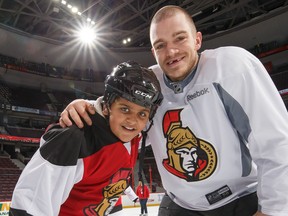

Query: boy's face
[103,97,150,142]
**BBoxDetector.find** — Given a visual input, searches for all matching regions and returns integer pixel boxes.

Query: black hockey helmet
[103,61,163,120]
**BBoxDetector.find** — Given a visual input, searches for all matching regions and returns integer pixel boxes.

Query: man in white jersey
[59,5,288,216]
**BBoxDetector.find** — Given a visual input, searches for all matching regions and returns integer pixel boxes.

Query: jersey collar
[163,54,199,94]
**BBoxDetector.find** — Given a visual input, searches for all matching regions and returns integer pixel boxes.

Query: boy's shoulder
[40,124,85,166]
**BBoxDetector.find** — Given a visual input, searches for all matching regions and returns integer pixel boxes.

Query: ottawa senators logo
[162,109,217,181]
[83,169,131,216]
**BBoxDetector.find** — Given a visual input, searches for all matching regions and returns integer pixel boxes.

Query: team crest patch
[83,169,131,216]
[162,109,217,181]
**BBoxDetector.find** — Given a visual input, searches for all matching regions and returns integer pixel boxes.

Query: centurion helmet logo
[135,90,152,99]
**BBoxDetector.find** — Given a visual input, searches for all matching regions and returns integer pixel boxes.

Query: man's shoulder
[202,46,251,58]
[149,64,163,81]
[149,64,161,73]
[200,46,256,71]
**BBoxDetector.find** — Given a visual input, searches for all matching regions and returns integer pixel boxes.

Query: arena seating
[0,157,22,201]
[5,125,45,138]
[0,81,12,104]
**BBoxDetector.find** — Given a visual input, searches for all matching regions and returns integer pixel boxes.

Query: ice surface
[122,205,159,216]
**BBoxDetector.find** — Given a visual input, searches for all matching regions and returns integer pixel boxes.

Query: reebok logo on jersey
[187,88,209,101]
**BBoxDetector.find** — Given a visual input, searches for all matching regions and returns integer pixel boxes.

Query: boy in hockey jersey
[9,61,163,216]
[59,5,288,216]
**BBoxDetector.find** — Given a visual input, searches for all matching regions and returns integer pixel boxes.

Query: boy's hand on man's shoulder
[59,99,95,128]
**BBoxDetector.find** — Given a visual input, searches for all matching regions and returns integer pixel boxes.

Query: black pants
[158,192,258,216]
[140,198,148,214]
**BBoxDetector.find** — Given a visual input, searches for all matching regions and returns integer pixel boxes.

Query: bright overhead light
[87,18,91,22]
[122,37,131,45]
[67,4,72,9]
[77,11,82,16]
[72,7,78,13]
[53,7,60,13]
[61,0,66,5]
[77,27,97,44]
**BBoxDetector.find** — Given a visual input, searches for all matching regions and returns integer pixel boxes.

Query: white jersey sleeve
[10,133,84,215]
[124,186,138,201]
[217,47,288,215]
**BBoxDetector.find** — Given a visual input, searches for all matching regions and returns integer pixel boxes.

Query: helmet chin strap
[102,102,111,126]
[138,120,154,184]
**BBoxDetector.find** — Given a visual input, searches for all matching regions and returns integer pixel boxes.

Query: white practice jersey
[147,46,288,216]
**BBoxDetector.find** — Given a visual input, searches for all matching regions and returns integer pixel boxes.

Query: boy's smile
[103,97,150,142]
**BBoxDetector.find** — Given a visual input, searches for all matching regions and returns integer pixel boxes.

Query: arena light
[122,37,132,45]
[71,7,78,13]
[77,27,97,44]
[57,0,98,29]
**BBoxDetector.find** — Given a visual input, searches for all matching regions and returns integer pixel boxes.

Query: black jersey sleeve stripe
[9,207,33,216]
[40,124,85,166]
[39,113,122,166]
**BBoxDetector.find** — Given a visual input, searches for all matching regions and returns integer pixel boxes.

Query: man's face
[150,12,202,82]
[175,147,198,173]
[103,97,150,142]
